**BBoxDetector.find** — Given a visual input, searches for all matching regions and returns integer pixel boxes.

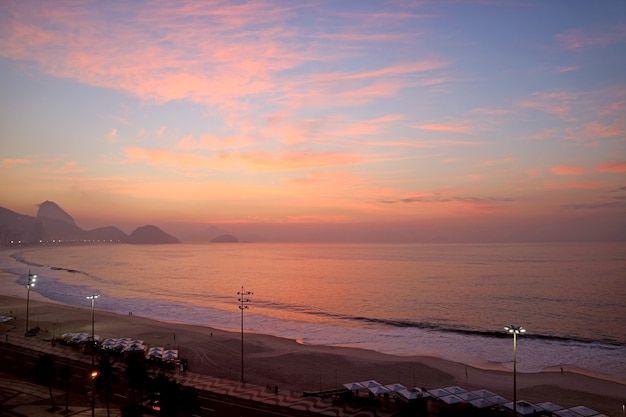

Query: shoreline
[1,293,625,416]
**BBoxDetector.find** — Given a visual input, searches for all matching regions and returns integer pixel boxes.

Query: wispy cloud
[556,66,579,73]
[517,91,577,118]
[551,165,585,176]
[0,158,31,168]
[555,26,626,50]
[411,122,475,134]
[562,201,626,210]
[124,146,361,172]
[596,161,626,173]
[544,181,608,190]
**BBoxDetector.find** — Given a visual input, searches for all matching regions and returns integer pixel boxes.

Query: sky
[1,1,625,242]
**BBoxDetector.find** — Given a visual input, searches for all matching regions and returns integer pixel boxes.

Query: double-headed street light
[504,325,526,415]
[237,286,253,382]
[87,294,99,366]
[25,270,37,334]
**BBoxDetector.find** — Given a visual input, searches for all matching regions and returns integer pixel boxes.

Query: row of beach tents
[59,332,179,364]
[342,381,606,416]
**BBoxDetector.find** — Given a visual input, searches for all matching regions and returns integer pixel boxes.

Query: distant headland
[0,200,181,245]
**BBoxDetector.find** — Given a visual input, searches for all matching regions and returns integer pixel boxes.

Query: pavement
[0,333,394,417]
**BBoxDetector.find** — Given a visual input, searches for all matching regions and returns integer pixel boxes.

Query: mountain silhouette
[0,201,179,245]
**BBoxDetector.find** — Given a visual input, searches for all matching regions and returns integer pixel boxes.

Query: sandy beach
[1,288,624,416]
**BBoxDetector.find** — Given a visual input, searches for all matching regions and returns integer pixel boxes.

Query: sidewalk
[2,334,394,417]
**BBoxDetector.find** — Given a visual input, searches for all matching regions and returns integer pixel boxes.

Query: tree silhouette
[34,354,57,410]
[123,354,149,406]
[180,385,200,417]
[59,365,72,414]
[150,373,179,417]
[95,355,119,417]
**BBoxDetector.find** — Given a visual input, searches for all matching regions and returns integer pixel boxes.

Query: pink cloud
[411,122,475,134]
[580,122,626,140]
[556,66,579,73]
[544,180,608,190]
[551,165,585,176]
[555,27,626,50]
[337,60,448,81]
[178,134,258,151]
[359,139,481,148]
[237,149,361,172]
[123,147,213,169]
[517,91,577,117]
[57,161,84,174]
[0,158,31,168]
[595,162,626,173]
[0,2,447,121]
[124,146,361,172]
[0,1,302,112]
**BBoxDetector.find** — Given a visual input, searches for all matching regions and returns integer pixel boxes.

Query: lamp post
[87,295,99,366]
[237,286,253,382]
[25,270,37,335]
[504,325,526,416]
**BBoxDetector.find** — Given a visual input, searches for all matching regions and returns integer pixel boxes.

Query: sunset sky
[1,1,625,242]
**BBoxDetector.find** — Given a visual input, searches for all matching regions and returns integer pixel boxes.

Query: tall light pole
[237,286,253,382]
[504,325,526,416]
[25,270,37,335]
[87,294,99,366]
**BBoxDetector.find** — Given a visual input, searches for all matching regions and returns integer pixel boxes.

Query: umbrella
[369,385,391,395]
[427,388,451,398]
[569,406,600,417]
[384,383,407,392]
[469,398,495,409]
[162,349,178,361]
[358,380,381,389]
[101,338,117,346]
[440,394,464,405]
[471,389,496,398]
[124,342,145,351]
[457,391,479,401]
[555,410,582,417]
[488,395,509,405]
[397,388,427,401]
[536,402,564,412]
[148,347,163,358]
[343,382,364,391]
[504,401,539,416]
[444,386,467,395]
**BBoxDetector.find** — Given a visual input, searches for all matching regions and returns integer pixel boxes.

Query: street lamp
[504,325,526,415]
[237,286,253,382]
[87,294,99,366]
[25,270,37,334]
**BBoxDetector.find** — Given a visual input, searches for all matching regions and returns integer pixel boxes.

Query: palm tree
[59,365,72,414]
[34,354,57,411]
[150,373,179,417]
[123,354,149,406]
[180,385,200,417]
[95,355,119,417]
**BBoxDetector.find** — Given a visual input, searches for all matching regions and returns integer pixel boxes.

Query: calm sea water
[4,242,626,380]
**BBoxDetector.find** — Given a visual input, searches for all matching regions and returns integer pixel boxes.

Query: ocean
[3,241,626,381]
